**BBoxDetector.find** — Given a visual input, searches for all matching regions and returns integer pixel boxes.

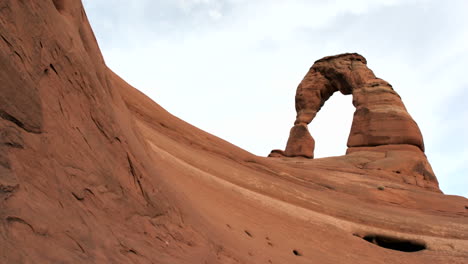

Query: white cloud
[208,9,222,20]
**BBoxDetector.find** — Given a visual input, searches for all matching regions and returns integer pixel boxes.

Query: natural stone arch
[282,53,424,158]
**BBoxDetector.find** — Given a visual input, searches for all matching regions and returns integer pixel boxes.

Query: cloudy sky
[82,0,467,198]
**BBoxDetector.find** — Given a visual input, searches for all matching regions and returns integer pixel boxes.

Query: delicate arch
[283,53,424,158]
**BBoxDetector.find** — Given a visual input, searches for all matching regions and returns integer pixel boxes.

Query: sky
[82,0,467,198]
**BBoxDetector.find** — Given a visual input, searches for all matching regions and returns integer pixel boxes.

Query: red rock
[276,53,437,189]
[349,79,424,151]
[346,144,438,191]
[284,124,315,158]
[0,2,467,264]
[288,53,424,155]
[268,149,286,157]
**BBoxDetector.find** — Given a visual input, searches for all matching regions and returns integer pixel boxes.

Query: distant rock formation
[282,53,425,157]
[271,53,439,189]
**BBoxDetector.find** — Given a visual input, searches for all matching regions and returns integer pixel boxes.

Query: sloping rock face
[0,1,195,262]
[280,53,438,191]
[1,1,467,264]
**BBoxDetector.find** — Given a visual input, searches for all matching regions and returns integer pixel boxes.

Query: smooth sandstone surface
[1,1,467,263]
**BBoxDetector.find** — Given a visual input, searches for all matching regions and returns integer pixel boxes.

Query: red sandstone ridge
[273,53,438,191]
[1,1,467,263]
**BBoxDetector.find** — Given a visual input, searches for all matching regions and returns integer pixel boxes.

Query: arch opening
[309,92,353,158]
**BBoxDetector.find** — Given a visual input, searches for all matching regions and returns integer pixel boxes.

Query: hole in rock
[71,192,84,201]
[292,249,302,256]
[52,0,65,12]
[309,93,353,158]
[361,234,426,252]
[244,230,253,237]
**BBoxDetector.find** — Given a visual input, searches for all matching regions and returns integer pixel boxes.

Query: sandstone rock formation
[285,53,424,157]
[277,53,438,191]
[1,1,467,263]
[284,124,315,158]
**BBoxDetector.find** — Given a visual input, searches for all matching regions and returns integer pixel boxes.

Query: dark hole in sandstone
[361,234,426,252]
[71,192,84,201]
[52,0,65,12]
[50,64,58,75]
[244,230,253,237]
[292,249,301,256]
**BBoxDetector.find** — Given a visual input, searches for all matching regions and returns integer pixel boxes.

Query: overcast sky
[82,0,467,198]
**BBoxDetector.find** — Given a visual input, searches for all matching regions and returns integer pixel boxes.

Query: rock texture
[279,53,438,190]
[284,124,315,158]
[1,1,467,264]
